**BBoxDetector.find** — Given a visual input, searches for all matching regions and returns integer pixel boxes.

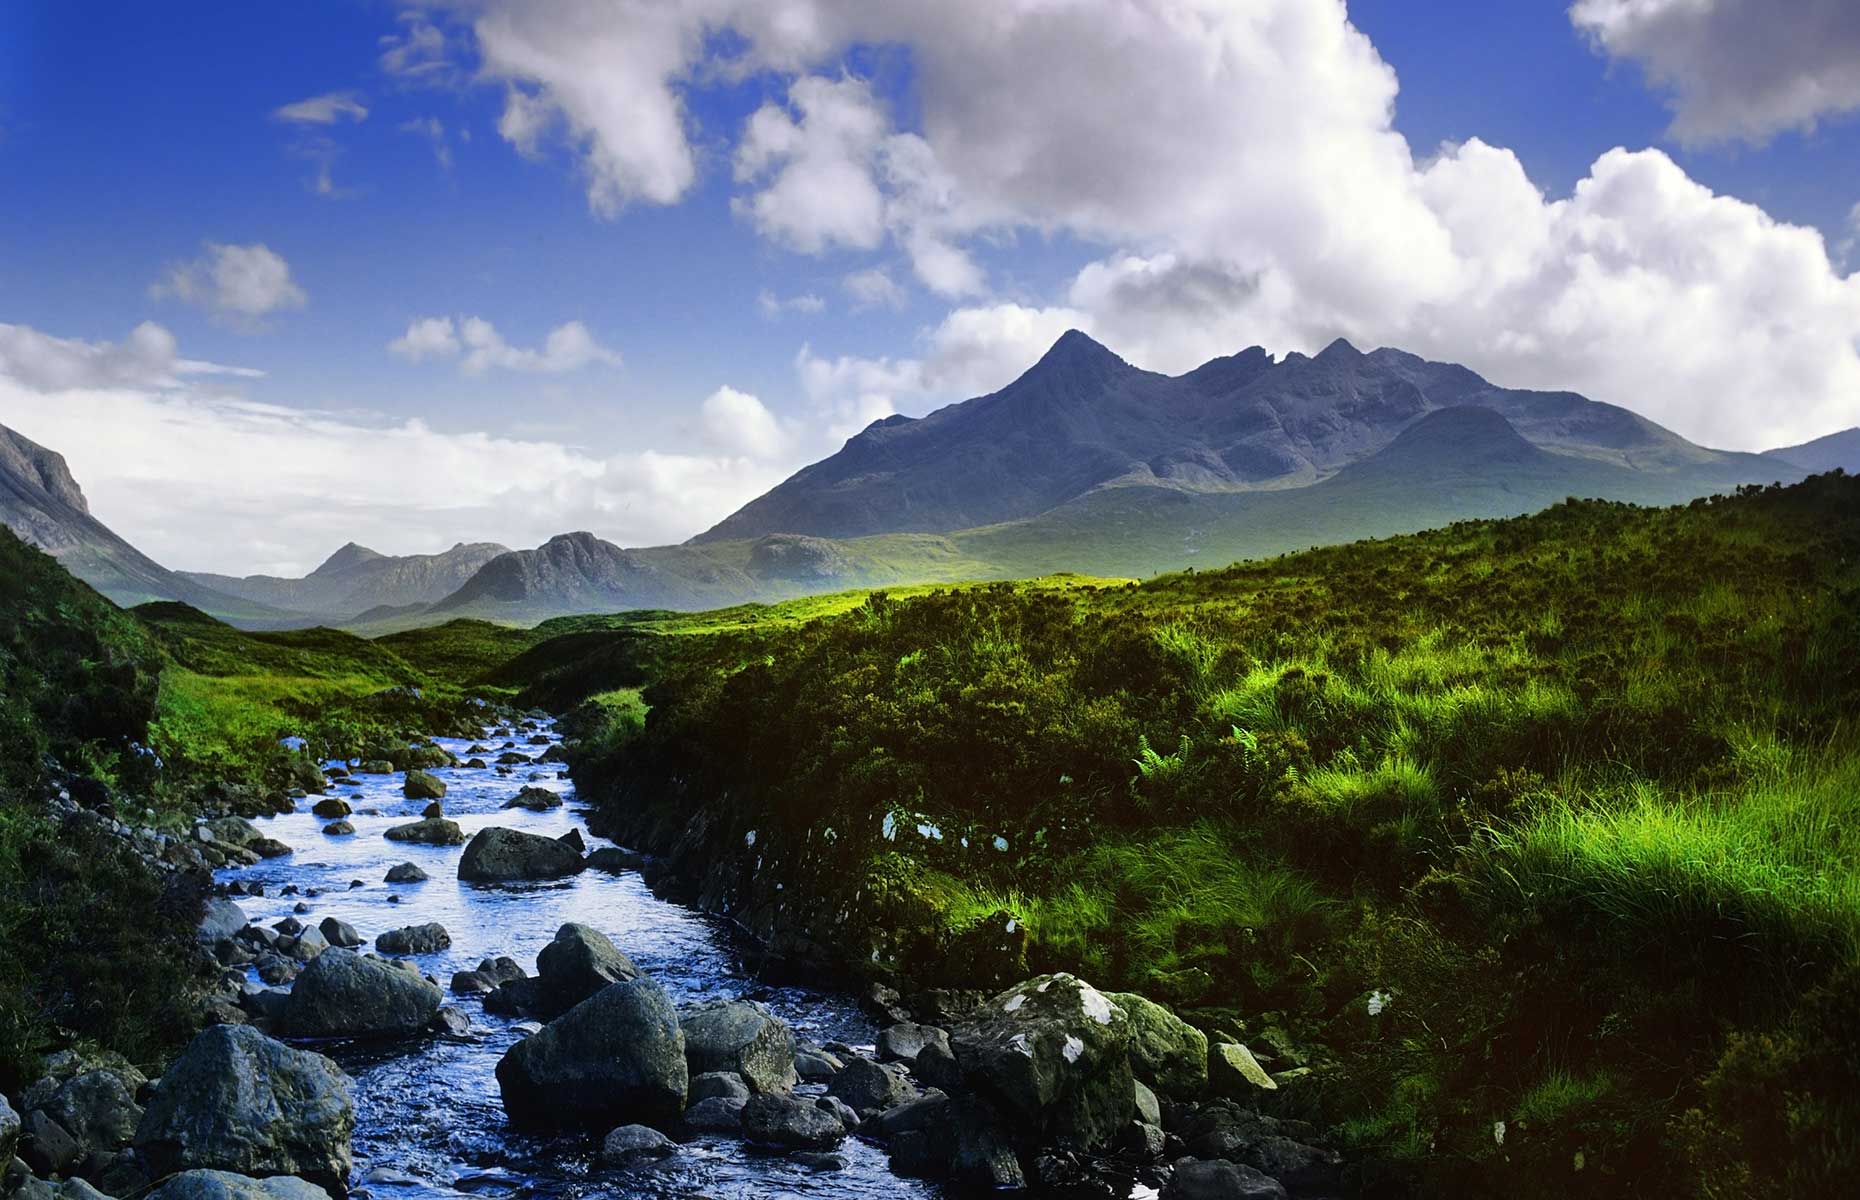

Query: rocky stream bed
[1,715,1346,1200]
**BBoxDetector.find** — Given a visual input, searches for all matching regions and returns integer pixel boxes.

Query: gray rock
[503,786,561,811]
[533,923,638,1016]
[878,1022,951,1064]
[198,898,249,943]
[375,923,450,956]
[1111,992,1210,1098]
[310,798,351,819]
[284,948,442,1038]
[133,1026,352,1195]
[681,1096,745,1132]
[794,1050,841,1080]
[382,818,464,846]
[46,1068,143,1153]
[679,1000,797,1094]
[1209,1044,1277,1097]
[495,978,688,1128]
[457,827,584,882]
[0,1092,18,1166]
[598,1124,676,1166]
[320,821,354,837]
[791,1150,845,1171]
[688,1072,750,1103]
[949,973,1134,1152]
[21,1111,79,1175]
[248,838,292,859]
[1162,1158,1288,1200]
[143,1170,330,1200]
[476,956,526,986]
[282,927,329,963]
[384,862,428,883]
[451,971,493,996]
[740,1094,845,1150]
[431,1007,472,1037]
[826,1056,915,1118]
[402,771,446,801]
[1134,1078,1162,1128]
[317,918,362,949]
[947,1097,1025,1189]
[874,1092,950,1138]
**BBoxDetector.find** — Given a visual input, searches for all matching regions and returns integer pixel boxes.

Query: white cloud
[0,321,260,392]
[843,267,905,310]
[272,91,369,125]
[152,243,307,322]
[0,322,786,575]
[757,289,827,318]
[389,315,621,374]
[387,316,462,363]
[734,75,890,253]
[1570,0,1860,145]
[399,116,452,169]
[699,385,790,457]
[379,14,455,81]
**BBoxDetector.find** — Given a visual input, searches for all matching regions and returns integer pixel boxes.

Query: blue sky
[1,1,1857,574]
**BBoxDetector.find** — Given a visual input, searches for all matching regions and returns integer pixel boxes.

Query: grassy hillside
[570,472,1860,1197]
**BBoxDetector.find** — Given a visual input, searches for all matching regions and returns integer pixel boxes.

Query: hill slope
[696,331,1792,544]
[0,422,294,623]
[1765,426,1860,474]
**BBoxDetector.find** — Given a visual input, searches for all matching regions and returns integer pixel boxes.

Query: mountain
[0,422,292,621]
[182,540,511,620]
[697,331,1788,543]
[1764,427,1860,474]
[950,405,1753,579]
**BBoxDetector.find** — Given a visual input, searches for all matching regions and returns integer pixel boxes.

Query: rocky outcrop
[1110,991,1209,1098]
[133,1026,353,1196]
[458,827,585,882]
[495,977,688,1128]
[948,973,1134,1152]
[678,1000,797,1094]
[284,949,442,1038]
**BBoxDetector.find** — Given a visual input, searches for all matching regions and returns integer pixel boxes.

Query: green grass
[564,472,1860,1197]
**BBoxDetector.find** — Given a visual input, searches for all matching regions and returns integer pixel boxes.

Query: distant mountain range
[181,540,510,620]
[2,334,1845,629]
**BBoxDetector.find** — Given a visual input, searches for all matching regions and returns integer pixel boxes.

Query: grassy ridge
[571,473,1860,1196]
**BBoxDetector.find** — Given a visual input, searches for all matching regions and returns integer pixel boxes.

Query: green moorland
[561,472,1860,1197]
[0,527,493,1088]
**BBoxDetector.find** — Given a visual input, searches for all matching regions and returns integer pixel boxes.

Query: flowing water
[220,719,940,1199]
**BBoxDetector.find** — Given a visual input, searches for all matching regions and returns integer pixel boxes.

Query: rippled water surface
[220,720,939,1199]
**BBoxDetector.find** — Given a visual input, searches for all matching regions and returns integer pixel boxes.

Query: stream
[220,717,942,1199]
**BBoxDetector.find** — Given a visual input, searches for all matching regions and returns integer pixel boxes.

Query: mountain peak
[0,423,90,514]
[1315,337,1363,362]
[1032,329,1126,373]
[310,542,384,577]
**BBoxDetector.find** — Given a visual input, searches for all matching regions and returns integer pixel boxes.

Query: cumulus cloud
[843,267,906,310]
[1570,0,1860,145]
[152,242,307,323]
[272,91,369,125]
[388,315,621,374]
[0,322,787,575]
[699,385,790,457]
[734,75,890,253]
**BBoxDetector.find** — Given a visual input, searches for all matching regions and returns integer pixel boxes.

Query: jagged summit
[311,542,385,577]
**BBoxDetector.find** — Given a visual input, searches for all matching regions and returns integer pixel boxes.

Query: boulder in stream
[740,1094,845,1151]
[133,1025,353,1196]
[496,977,688,1128]
[402,771,446,801]
[384,862,428,883]
[458,827,585,882]
[678,1000,798,1094]
[503,786,561,812]
[383,818,464,846]
[375,923,450,956]
[533,923,638,1016]
[1110,991,1210,1098]
[284,948,442,1038]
